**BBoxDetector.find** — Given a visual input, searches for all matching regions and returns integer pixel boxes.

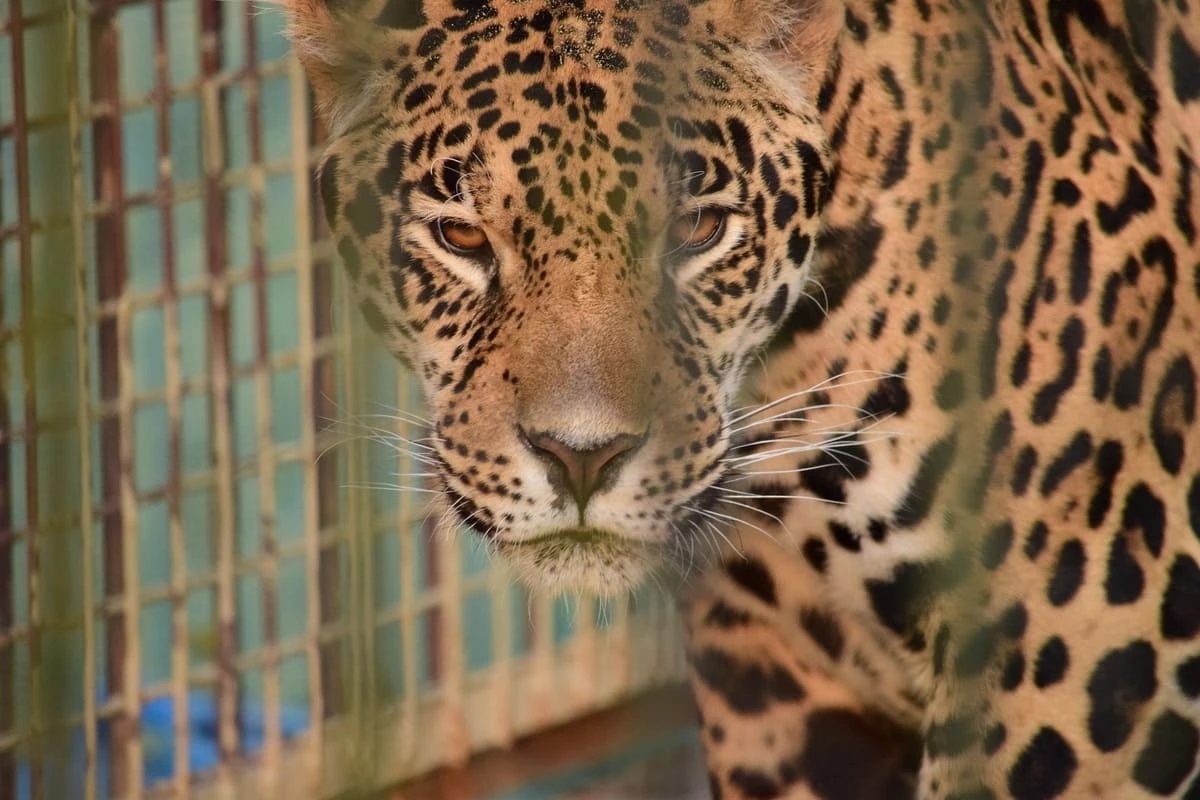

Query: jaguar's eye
[435,219,490,256]
[667,208,727,255]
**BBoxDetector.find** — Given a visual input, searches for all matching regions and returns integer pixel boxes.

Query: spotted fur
[285,0,1200,796]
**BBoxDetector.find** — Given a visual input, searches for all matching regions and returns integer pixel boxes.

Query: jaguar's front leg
[684,566,923,800]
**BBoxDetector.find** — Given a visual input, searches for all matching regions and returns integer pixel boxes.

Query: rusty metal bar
[87,0,134,790]
[198,0,242,792]
[0,122,14,800]
[0,11,15,786]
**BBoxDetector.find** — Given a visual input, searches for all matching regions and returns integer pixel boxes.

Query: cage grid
[0,0,689,797]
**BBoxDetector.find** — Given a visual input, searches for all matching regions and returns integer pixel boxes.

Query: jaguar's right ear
[281,0,418,133]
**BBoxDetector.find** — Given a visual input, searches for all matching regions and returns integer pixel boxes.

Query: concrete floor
[398,686,708,800]
[552,737,709,800]
[482,731,709,800]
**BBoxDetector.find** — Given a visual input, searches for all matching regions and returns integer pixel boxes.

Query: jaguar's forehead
[402,0,730,49]
[363,0,792,138]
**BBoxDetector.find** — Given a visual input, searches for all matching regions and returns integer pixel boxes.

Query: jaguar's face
[303,0,832,593]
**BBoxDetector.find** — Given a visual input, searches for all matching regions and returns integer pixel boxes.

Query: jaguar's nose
[520,427,646,514]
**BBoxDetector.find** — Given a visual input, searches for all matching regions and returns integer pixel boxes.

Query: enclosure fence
[0,0,687,796]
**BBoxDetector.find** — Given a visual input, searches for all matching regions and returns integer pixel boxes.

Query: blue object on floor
[16,692,309,798]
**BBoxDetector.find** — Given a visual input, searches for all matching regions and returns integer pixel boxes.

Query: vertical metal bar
[0,26,15,792]
[531,589,556,729]
[288,50,324,794]
[437,519,466,767]
[88,0,132,790]
[198,0,240,790]
[9,0,42,794]
[310,121,344,719]
[65,0,98,793]
[423,519,441,688]
[241,5,283,787]
[149,0,190,791]
[488,538,513,750]
[0,394,11,794]
[92,0,144,790]
[338,233,373,789]
[397,392,420,764]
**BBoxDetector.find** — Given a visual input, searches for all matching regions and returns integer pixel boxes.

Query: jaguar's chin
[496,528,664,596]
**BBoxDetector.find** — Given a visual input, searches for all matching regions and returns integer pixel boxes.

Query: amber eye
[436,219,490,255]
[667,208,726,255]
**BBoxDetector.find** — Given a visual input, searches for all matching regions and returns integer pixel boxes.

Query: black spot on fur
[981,522,1014,571]
[1098,166,1155,234]
[935,370,966,410]
[800,607,845,661]
[346,181,383,238]
[690,647,805,714]
[1191,474,1200,542]
[1132,711,1199,795]
[880,121,913,188]
[1031,316,1084,424]
[1087,440,1123,528]
[770,220,881,343]
[1161,554,1200,640]
[1087,640,1158,752]
[728,768,779,799]
[1124,0,1158,65]
[797,709,919,799]
[1150,355,1196,475]
[893,435,957,528]
[1047,539,1086,606]
[1007,141,1045,250]
[802,537,829,574]
[866,561,940,635]
[1068,221,1091,303]
[861,367,911,419]
[1024,520,1048,560]
[1171,27,1200,103]
[1105,534,1145,605]
[724,557,778,606]
[1122,482,1166,557]
[1177,655,1200,699]
[705,600,751,628]
[1039,431,1092,496]
[1011,445,1038,496]
[1008,727,1077,800]
[1033,637,1069,688]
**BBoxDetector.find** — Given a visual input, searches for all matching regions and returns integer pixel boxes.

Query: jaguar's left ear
[281,0,414,132]
[761,1,843,56]
[727,0,845,94]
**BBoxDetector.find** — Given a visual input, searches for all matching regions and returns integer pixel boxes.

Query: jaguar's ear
[281,0,417,132]
[734,0,845,94]
[756,0,843,58]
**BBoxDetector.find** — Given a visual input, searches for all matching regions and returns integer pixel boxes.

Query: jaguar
[282,0,1200,796]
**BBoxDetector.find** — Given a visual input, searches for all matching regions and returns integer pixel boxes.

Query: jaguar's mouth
[496,528,665,596]
[510,526,630,547]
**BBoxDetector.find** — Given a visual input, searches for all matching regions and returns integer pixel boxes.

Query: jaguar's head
[287,0,840,593]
